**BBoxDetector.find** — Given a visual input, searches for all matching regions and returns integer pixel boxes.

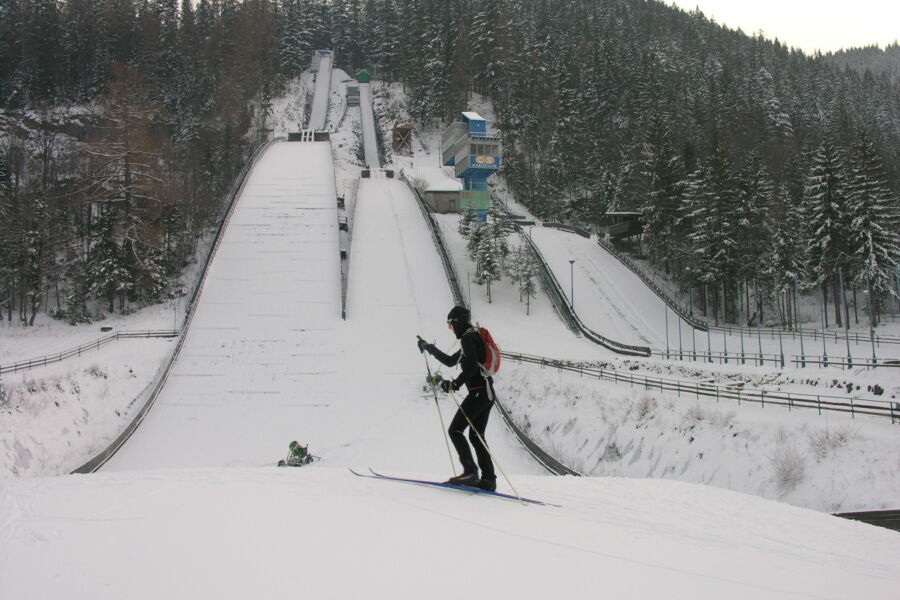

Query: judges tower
[440,111,502,219]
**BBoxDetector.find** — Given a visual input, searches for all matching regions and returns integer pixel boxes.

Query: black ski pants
[448,384,495,481]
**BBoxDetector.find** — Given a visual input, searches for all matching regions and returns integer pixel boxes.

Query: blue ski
[349,468,558,507]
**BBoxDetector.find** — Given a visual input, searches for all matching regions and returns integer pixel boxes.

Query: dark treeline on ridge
[1,0,898,327]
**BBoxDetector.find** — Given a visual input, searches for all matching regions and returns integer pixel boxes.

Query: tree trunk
[29,297,38,325]
[832,278,842,328]
[744,281,751,326]
[756,280,764,325]
[784,291,792,327]
[19,285,26,323]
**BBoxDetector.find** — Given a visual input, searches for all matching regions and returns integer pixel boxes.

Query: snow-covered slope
[103,141,342,471]
[358,83,380,168]
[3,467,898,600]
[307,51,333,131]
[336,174,545,475]
[3,79,900,600]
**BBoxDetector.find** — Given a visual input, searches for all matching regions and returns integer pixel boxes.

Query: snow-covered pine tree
[0,147,13,322]
[279,0,315,79]
[469,0,499,96]
[753,67,794,138]
[736,153,775,319]
[20,194,51,325]
[406,12,446,123]
[328,0,361,72]
[367,0,402,82]
[86,208,133,313]
[475,228,501,303]
[487,196,514,268]
[18,0,64,103]
[446,21,473,117]
[845,133,900,322]
[60,0,107,100]
[510,244,538,315]
[458,207,479,237]
[465,217,485,263]
[802,139,851,326]
[762,184,805,324]
[639,113,684,274]
[683,148,742,322]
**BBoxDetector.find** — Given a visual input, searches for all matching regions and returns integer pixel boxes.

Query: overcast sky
[668,1,899,54]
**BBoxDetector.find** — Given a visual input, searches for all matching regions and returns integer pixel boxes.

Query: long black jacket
[428,325,488,391]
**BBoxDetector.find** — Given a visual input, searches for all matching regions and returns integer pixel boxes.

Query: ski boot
[445,472,479,487]
[476,478,496,492]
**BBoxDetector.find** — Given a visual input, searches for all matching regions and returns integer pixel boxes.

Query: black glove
[440,379,457,393]
[417,337,433,354]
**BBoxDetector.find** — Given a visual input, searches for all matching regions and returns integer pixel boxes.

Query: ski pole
[447,387,523,505]
[421,347,456,476]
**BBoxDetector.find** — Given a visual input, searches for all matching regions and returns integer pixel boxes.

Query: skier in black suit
[418,305,496,492]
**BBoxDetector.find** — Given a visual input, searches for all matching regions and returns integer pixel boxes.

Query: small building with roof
[406,166,463,213]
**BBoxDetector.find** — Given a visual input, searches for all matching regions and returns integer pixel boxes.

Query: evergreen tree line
[1,0,281,323]
[640,125,899,327]
[2,0,898,326]
[336,0,899,327]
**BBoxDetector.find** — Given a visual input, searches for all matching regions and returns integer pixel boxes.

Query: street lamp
[569,260,575,311]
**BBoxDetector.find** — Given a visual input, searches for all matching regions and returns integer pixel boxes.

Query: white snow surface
[2,78,900,600]
[405,165,463,192]
[101,141,342,471]
[307,51,333,131]
[358,82,380,169]
[3,468,898,600]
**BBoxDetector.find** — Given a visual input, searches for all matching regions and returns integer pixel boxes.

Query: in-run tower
[440,111,501,219]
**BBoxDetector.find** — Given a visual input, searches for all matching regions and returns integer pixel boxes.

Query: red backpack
[474,326,501,377]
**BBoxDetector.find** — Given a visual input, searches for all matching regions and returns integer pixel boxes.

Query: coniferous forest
[1,0,898,327]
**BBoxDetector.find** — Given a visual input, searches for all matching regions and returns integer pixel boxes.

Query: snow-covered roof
[461,111,485,122]
[406,166,462,192]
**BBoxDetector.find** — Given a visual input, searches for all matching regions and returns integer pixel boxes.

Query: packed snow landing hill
[3,84,900,599]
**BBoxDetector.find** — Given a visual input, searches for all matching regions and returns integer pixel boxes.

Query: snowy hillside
[3,467,898,600]
[2,75,900,599]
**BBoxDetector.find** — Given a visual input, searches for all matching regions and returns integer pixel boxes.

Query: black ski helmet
[447,305,471,327]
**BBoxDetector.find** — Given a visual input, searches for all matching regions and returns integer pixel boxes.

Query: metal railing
[652,347,900,369]
[504,350,900,423]
[596,236,900,346]
[709,321,900,346]
[1,330,179,375]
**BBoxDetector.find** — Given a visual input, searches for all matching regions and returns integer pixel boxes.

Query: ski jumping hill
[307,50,333,131]
[3,79,899,599]
[103,141,343,470]
[358,82,380,168]
[531,225,690,349]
